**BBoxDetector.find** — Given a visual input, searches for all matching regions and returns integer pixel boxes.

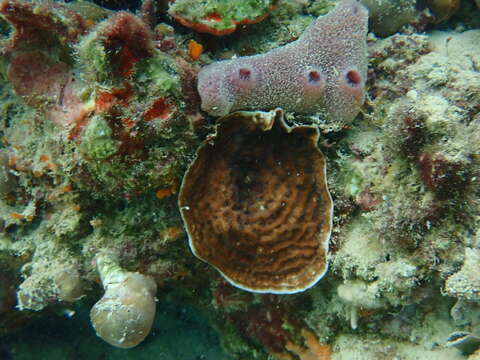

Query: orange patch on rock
[285,329,332,360]
[95,92,115,113]
[120,117,136,130]
[159,226,183,242]
[155,183,177,200]
[187,39,203,61]
[39,154,49,162]
[95,84,134,113]
[47,163,57,171]
[10,212,24,220]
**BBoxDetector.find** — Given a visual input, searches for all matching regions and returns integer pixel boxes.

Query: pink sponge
[197,0,368,123]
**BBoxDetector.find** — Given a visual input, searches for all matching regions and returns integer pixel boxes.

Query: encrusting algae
[0,0,479,358]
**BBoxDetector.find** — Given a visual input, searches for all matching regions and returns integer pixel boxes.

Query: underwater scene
[0,0,479,359]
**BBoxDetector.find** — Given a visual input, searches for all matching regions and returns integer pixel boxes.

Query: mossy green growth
[308,0,336,16]
[168,0,276,34]
[134,52,180,99]
[75,30,110,86]
[345,169,363,198]
[66,1,112,24]
[81,115,118,160]
[334,155,364,198]
[76,131,197,198]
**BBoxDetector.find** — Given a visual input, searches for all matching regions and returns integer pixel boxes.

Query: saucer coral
[178,109,333,293]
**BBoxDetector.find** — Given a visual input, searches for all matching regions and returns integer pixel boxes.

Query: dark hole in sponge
[308,70,321,83]
[346,70,361,86]
[239,68,251,81]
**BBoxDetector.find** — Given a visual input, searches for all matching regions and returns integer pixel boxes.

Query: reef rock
[178,109,333,294]
[360,0,417,36]
[197,0,368,123]
[445,248,480,302]
[168,0,276,36]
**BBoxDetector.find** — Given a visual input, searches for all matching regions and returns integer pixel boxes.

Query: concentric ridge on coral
[178,109,333,294]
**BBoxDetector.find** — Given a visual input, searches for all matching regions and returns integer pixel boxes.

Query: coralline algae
[197,0,368,122]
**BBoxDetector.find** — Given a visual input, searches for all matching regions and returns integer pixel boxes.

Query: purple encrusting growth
[197,0,369,122]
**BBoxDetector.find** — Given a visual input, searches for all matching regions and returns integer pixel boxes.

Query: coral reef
[197,0,368,124]
[445,248,480,302]
[0,0,88,53]
[303,25,480,359]
[179,109,332,293]
[17,252,84,311]
[1,0,199,199]
[0,0,479,358]
[0,0,198,349]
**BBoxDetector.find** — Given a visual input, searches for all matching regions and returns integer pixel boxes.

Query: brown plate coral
[178,109,333,294]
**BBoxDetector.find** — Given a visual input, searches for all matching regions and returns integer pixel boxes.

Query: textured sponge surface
[197,0,369,122]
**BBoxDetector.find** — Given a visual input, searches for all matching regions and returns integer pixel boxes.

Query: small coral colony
[0,0,479,358]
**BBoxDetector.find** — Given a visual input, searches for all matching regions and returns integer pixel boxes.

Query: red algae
[143,98,174,121]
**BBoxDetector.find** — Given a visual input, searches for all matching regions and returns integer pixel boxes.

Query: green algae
[168,0,276,34]
[81,115,119,160]
[76,30,112,86]
[133,53,180,99]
